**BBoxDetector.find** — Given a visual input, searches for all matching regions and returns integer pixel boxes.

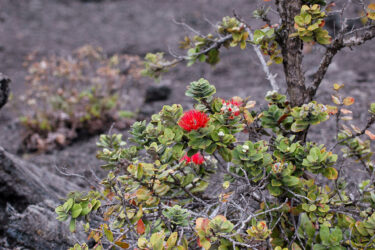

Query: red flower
[178,110,209,132]
[180,154,191,164]
[180,153,205,165]
[191,153,205,165]
[221,99,242,118]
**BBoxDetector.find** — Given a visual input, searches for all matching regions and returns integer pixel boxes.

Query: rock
[6,200,85,250]
[325,13,364,37]
[0,146,82,248]
[0,73,10,110]
[144,85,172,103]
[0,146,80,206]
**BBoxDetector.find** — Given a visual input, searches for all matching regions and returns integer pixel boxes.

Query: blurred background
[0,0,374,189]
[0,0,374,185]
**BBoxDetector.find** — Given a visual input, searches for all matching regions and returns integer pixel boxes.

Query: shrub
[56,79,375,249]
[19,45,142,152]
[56,1,375,249]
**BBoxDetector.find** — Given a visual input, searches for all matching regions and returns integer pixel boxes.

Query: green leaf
[92,200,101,210]
[190,181,209,193]
[198,54,206,62]
[330,227,342,245]
[186,78,216,100]
[69,218,76,233]
[150,232,165,250]
[80,201,93,216]
[199,237,211,250]
[205,143,217,154]
[104,227,114,242]
[56,213,69,222]
[166,232,178,250]
[313,244,326,250]
[319,225,330,245]
[370,103,375,114]
[295,16,305,26]
[282,175,300,187]
[267,184,282,196]
[218,147,232,162]
[299,213,316,240]
[182,173,195,187]
[63,198,74,213]
[271,179,282,187]
[323,167,338,180]
[71,203,82,218]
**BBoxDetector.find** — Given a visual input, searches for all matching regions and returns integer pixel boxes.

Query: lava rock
[144,85,172,103]
[0,74,10,110]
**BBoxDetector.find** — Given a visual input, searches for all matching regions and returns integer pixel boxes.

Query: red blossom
[191,153,205,165]
[221,98,242,118]
[180,154,191,164]
[178,110,209,132]
[180,153,205,165]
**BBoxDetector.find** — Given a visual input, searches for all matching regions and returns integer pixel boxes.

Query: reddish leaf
[341,116,353,121]
[136,219,145,235]
[341,108,352,114]
[365,130,375,140]
[277,113,290,124]
[115,241,130,249]
[343,97,355,106]
[196,218,210,233]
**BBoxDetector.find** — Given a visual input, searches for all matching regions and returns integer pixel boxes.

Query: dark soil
[0,0,374,247]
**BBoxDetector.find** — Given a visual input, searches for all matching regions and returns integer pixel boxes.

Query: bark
[276,0,307,107]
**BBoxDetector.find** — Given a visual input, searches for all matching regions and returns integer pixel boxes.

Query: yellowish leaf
[333,83,344,91]
[223,181,230,189]
[350,124,361,134]
[245,100,256,109]
[331,95,341,105]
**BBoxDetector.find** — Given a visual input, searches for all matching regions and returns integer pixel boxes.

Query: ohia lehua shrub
[56,77,375,249]
[55,1,375,249]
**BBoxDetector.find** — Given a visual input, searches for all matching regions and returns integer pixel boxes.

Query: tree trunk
[277,0,307,107]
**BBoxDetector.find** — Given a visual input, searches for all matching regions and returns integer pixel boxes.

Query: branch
[233,11,279,92]
[330,114,375,150]
[308,39,344,101]
[246,27,279,92]
[308,17,375,102]
[343,25,375,47]
[163,34,233,68]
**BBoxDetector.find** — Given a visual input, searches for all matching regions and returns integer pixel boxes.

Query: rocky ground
[0,0,374,248]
